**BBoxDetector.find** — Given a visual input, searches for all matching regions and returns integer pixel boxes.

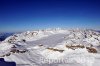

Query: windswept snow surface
[0,28,100,66]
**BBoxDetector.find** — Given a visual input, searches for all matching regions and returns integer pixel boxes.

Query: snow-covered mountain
[0,28,100,66]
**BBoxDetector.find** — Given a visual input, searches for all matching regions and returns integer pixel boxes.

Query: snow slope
[0,28,100,66]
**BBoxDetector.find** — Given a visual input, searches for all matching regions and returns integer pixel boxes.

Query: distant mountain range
[0,33,14,41]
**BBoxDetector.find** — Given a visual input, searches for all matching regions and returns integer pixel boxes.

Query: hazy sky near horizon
[0,0,100,32]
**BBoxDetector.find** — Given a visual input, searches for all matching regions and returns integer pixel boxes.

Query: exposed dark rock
[22,39,26,42]
[47,47,64,53]
[86,47,97,53]
[5,53,11,56]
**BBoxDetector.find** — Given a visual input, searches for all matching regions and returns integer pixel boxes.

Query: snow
[0,28,100,66]
[0,42,12,50]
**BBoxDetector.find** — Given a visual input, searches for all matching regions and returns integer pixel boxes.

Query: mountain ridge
[0,28,100,66]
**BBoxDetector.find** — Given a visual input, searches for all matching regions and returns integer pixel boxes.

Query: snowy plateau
[0,28,100,66]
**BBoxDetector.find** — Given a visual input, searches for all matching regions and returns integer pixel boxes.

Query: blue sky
[0,0,100,32]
